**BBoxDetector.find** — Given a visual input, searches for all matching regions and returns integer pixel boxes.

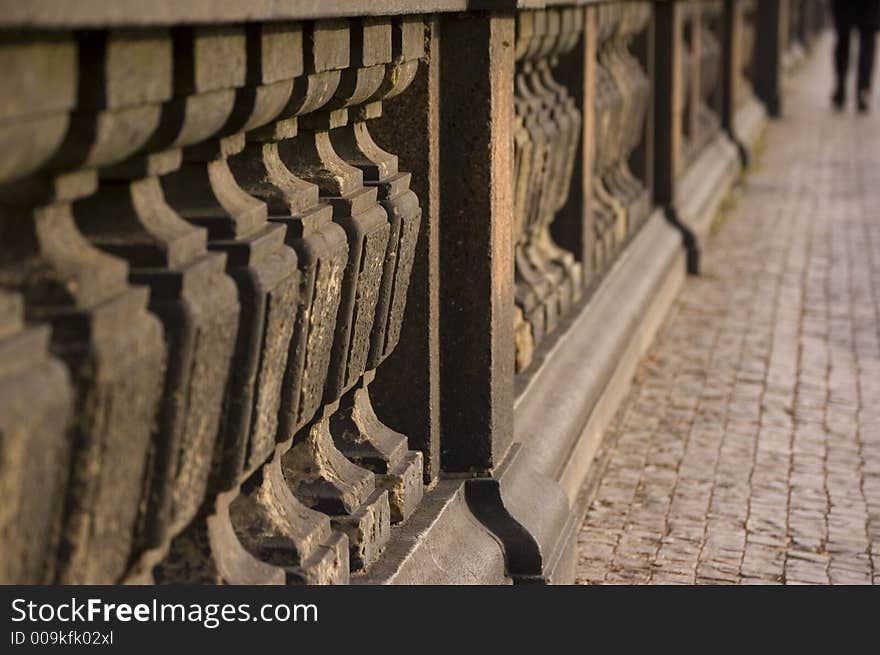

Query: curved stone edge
[733,95,769,164]
[491,129,746,584]
[464,442,571,584]
[517,209,685,481]
[312,70,764,588]
[674,130,743,252]
[484,208,688,584]
[431,208,688,585]
[351,479,510,585]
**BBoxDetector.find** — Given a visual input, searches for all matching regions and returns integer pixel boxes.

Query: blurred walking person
[832,0,880,112]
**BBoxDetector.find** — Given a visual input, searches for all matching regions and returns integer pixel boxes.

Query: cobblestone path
[576,40,880,585]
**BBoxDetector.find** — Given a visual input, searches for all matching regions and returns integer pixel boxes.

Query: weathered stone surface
[368,21,442,484]
[466,443,572,583]
[513,8,585,373]
[226,18,399,576]
[227,22,348,437]
[59,29,246,577]
[0,293,72,584]
[147,25,305,583]
[0,209,167,584]
[329,488,392,571]
[230,454,350,584]
[354,480,511,585]
[0,1,819,589]
[0,43,169,581]
[330,374,424,522]
[0,35,77,185]
[0,1,481,29]
[152,488,286,585]
[74,161,240,569]
[592,4,652,276]
[267,16,433,568]
[437,11,516,473]
[323,19,426,522]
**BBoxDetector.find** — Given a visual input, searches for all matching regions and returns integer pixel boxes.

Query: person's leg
[857,25,876,110]
[832,0,852,107]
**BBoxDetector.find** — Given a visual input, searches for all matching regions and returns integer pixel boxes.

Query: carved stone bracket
[698,2,723,152]
[513,8,584,374]
[602,3,652,236]
[0,293,72,583]
[223,18,388,576]
[221,17,426,577]
[327,17,426,526]
[63,29,242,580]
[680,1,722,166]
[739,0,758,107]
[276,17,428,571]
[0,32,168,584]
[214,21,354,584]
[146,25,304,585]
[592,3,652,279]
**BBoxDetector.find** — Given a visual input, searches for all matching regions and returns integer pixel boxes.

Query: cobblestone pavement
[576,40,880,585]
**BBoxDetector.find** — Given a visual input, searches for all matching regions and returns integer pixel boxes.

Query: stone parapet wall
[0,0,826,584]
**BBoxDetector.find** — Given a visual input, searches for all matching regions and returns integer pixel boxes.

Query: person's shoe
[832,86,845,110]
[857,89,871,113]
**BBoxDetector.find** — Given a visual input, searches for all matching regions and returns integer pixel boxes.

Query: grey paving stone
[575,38,879,586]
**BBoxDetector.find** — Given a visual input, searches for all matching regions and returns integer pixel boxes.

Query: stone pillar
[755,0,788,117]
[721,0,744,134]
[437,11,516,474]
[653,0,686,207]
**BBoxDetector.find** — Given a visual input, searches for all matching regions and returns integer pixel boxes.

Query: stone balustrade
[0,0,827,585]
